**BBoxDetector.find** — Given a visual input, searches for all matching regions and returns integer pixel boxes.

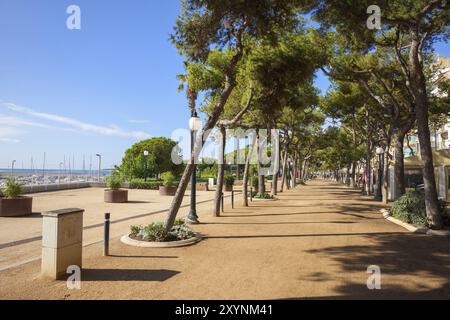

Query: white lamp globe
[143,150,149,157]
[376,147,384,155]
[189,116,202,131]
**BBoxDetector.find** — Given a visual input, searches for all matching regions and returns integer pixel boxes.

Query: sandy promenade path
[0,188,224,270]
[0,180,449,299]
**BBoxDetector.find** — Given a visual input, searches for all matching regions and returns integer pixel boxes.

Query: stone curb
[248,197,278,202]
[380,209,450,236]
[120,233,202,248]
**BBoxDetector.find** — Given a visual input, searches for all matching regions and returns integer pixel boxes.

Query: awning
[402,149,450,169]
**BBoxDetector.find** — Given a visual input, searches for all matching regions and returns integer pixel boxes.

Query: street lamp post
[187,111,202,224]
[374,147,384,201]
[96,154,102,183]
[59,162,63,185]
[143,150,149,182]
[11,160,16,177]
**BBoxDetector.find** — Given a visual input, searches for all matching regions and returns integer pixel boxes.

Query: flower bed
[130,219,195,242]
[122,219,202,248]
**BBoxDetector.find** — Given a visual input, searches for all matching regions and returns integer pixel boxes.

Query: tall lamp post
[59,162,63,185]
[96,154,102,183]
[11,160,16,177]
[374,147,384,201]
[187,111,202,224]
[143,150,149,182]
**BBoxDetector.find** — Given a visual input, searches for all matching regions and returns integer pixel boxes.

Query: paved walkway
[0,188,219,270]
[0,180,449,299]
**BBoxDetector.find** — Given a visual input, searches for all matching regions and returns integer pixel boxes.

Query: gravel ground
[0,180,449,300]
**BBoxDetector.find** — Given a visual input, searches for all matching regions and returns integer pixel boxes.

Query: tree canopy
[119,137,184,180]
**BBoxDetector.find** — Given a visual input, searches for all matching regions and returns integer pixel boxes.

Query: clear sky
[0,1,448,169]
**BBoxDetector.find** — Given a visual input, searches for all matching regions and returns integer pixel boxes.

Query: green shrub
[391,191,428,227]
[129,179,162,190]
[169,224,194,240]
[174,218,186,226]
[144,222,168,242]
[1,178,23,198]
[161,171,176,187]
[130,225,142,236]
[201,166,217,178]
[130,220,194,242]
[223,174,235,187]
[438,200,450,226]
[250,176,258,190]
[253,192,273,199]
[106,174,123,190]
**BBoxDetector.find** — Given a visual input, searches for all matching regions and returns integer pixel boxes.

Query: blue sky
[0,1,448,169]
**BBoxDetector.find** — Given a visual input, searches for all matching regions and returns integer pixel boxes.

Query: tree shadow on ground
[300,233,450,299]
[127,201,151,204]
[223,211,344,218]
[205,231,399,240]
[108,255,178,259]
[202,221,357,226]
[332,206,385,220]
[81,269,180,281]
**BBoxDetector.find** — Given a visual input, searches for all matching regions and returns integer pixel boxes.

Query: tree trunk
[236,137,241,180]
[280,147,288,193]
[393,131,406,199]
[292,152,298,188]
[350,162,356,188]
[382,148,390,205]
[350,113,357,187]
[271,133,279,196]
[365,139,372,195]
[409,33,442,229]
[164,49,243,232]
[256,129,266,195]
[214,126,226,217]
[242,135,256,207]
[298,160,303,182]
[303,160,309,182]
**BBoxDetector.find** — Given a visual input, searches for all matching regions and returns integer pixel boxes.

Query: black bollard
[104,213,110,256]
[221,192,224,212]
[231,190,234,209]
[250,187,253,202]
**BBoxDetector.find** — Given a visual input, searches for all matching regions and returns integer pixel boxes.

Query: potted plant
[224,174,235,192]
[104,173,128,203]
[159,171,178,196]
[0,178,33,217]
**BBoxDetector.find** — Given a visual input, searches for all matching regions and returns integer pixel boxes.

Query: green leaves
[171,0,302,61]
[161,171,177,187]
[1,178,23,199]
[106,173,123,191]
[119,137,183,180]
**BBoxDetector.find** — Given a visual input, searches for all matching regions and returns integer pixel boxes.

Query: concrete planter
[104,189,128,203]
[0,196,33,217]
[121,233,202,248]
[250,197,278,202]
[187,182,210,191]
[159,185,177,196]
[224,184,233,192]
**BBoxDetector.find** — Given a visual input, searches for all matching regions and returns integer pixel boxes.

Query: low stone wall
[23,182,106,195]
[186,182,210,191]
